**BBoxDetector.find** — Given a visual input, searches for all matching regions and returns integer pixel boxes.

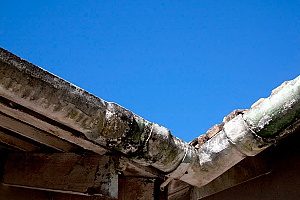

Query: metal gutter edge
[1,48,299,188]
[171,115,267,188]
[169,75,300,188]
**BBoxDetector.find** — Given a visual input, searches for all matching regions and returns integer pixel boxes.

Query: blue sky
[1,1,299,141]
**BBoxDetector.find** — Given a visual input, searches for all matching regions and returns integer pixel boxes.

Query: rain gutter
[1,48,299,188]
[167,75,300,188]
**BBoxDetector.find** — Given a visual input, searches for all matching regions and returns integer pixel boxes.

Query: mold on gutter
[1,47,300,190]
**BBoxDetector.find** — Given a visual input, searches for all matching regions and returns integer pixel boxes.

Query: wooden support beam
[168,180,191,200]
[0,129,39,151]
[2,153,118,199]
[0,100,106,154]
[118,177,167,200]
[190,153,271,199]
[119,177,155,200]
[0,112,75,152]
[0,184,115,200]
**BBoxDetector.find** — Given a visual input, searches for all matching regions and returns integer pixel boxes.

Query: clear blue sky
[1,1,299,141]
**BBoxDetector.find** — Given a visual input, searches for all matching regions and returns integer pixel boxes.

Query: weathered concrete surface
[244,76,300,138]
[167,114,268,188]
[179,76,300,188]
[196,129,300,200]
[1,47,300,191]
[0,48,187,173]
[191,151,271,199]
